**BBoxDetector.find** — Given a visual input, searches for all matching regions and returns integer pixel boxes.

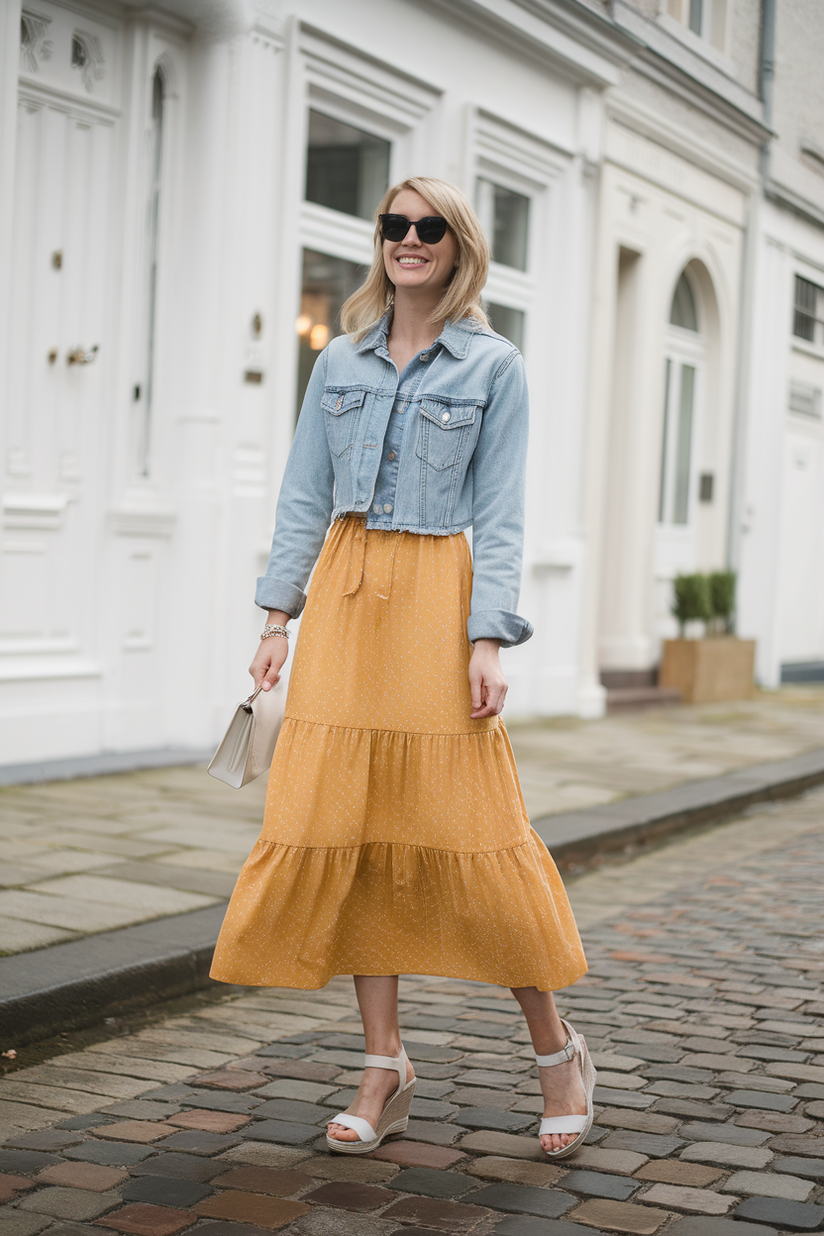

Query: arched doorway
[653,259,726,646]
[597,251,727,698]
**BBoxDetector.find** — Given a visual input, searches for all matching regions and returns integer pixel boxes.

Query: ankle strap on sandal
[363,1047,407,1097]
[535,1035,575,1068]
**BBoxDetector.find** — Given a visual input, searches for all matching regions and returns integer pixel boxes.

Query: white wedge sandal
[536,1017,596,1159]
[325,1046,416,1155]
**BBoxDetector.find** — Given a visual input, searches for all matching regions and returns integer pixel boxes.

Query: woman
[210,176,594,1159]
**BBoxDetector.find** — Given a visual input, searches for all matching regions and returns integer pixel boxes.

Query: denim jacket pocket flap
[419,399,478,429]
[417,398,481,472]
[321,389,367,415]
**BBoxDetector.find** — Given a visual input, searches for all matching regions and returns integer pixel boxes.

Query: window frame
[303,100,399,222]
[475,176,532,275]
[474,157,545,357]
[793,274,824,350]
[658,0,732,68]
[657,283,706,530]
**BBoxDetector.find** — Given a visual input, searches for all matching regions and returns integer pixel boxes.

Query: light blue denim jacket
[256,313,533,648]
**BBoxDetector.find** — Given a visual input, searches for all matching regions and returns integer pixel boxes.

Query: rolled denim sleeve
[255,349,333,615]
[466,350,534,648]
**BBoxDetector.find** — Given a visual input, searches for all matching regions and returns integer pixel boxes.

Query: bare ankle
[364,1041,403,1058]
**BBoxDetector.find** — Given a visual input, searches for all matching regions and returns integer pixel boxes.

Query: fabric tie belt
[342,514,398,602]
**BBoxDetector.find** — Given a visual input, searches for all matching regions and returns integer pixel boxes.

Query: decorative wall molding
[301,25,440,131]
[71,29,105,93]
[2,493,71,532]
[0,654,101,682]
[20,10,53,72]
[18,81,120,121]
[607,92,759,195]
[108,509,177,538]
[476,108,573,179]
[299,201,373,266]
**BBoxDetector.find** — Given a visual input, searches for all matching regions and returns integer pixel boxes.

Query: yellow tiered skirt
[210,515,587,991]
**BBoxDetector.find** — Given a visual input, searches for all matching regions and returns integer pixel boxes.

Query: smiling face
[382,188,459,298]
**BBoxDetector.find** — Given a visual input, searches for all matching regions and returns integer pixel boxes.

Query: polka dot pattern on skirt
[210,515,588,991]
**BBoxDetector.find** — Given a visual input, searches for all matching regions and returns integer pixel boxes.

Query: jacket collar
[353,311,478,360]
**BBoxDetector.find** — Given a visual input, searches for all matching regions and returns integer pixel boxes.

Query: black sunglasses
[379,213,449,244]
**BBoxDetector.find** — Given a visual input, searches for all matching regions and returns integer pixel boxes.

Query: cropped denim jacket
[256,314,533,648]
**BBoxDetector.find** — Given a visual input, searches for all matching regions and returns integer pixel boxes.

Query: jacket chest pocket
[416,398,480,471]
[322,388,367,456]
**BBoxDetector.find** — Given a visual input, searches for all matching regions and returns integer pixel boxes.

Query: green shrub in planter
[671,573,711,635]
[708,570,736,635]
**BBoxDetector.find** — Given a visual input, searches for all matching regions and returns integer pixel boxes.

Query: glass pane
[477,178,529,271]
[136,68,164,478]
[658,358,672,523]
[486,302,525,351]
[670,271,698,330]
[673,364,695,524]
[296,249,368,419]
[688,0,703,33]
[305,110,390,221]
[793,275,818,341]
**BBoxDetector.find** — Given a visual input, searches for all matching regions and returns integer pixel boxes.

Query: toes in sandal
[536,1017,596,1160]
[326,1046,416,1155]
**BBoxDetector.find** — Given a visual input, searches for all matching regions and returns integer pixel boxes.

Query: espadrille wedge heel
[326,1046,416,1155]
[536,1017,596,1159]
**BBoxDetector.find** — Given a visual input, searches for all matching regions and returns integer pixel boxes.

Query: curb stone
[532,746,824,870]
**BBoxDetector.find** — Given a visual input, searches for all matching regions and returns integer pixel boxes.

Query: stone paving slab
[1,785,824,1234]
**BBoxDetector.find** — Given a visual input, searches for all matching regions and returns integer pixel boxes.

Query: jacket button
[388,451,395,460]
[383,503,393,513]
[373,503,381,514]
[441,411,450,422]
[336,396,343,409]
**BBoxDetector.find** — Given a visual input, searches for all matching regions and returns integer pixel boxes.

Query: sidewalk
[1,687,823,960]
[1,782,822,1235]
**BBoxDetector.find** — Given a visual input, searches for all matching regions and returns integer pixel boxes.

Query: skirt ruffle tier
[210,515,587,991]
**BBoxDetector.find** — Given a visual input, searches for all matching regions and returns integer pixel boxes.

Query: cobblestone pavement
[2,785,823,1234]
[1,687,823,957]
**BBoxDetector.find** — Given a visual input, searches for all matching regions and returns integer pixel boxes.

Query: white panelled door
[777,432,824,665]
[1,5,119,760]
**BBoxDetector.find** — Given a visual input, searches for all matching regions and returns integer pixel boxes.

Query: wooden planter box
[659,637,756,703]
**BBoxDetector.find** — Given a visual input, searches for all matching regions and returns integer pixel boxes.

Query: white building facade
[736,0,824,688]
[0,0,820,768]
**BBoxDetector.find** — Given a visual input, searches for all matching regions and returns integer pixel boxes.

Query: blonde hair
[341,176,490,341]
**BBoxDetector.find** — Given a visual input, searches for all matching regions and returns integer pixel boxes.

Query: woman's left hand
[469,639,507,718]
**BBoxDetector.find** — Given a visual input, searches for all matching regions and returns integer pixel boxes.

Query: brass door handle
[67,344,99,365]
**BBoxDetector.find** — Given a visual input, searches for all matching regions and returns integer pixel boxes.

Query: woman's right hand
[249,636,289,691]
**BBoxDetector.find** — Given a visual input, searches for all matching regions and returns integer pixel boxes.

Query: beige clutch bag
[208,682,285,788]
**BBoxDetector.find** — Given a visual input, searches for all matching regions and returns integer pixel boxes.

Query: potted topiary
[659,570,756,703]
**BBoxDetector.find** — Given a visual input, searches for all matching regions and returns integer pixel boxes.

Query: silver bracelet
[260,623,289,640]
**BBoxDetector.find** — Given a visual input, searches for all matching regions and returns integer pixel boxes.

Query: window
[670,271,698,331]
[659,360,696,525]
[476,179,530,272]
[305,111,390,221]
[296,249,367,418]
[486,302,524,351]
[793,275,824,346]
[665,0,727,51]
[135,67,165,476]
[658,271,702,527]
